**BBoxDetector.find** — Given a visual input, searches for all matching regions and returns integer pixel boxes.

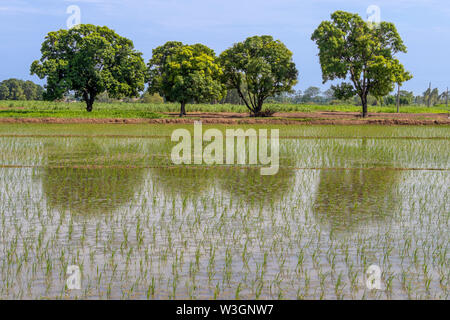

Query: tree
[439,90,448,106]
[423,83,432,107]
[291,90,303,104]
[401,91,413,105]
[141,92,164,104]
[147,41,225,116]
[311,11,412,117]
[0,84,8,100]
[9,80,25,100]
[430,88,439,106]
[423,87,441,106]
[323,88,335,102]
[22,80,44,100]
[302,86,321,103]
[266,92,293,104]
[219,35,298,116]
[220,88,245,105]
[30,24,147,112]
[0,79,43,100]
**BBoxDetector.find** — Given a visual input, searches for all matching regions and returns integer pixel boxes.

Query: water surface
[0,124,448,299]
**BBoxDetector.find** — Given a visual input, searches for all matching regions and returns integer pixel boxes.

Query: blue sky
[1,0,449,95]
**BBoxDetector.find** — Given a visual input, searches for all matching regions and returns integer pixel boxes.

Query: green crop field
[0,124,448,299]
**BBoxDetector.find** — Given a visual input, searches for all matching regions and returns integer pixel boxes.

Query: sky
[0,0,449,95]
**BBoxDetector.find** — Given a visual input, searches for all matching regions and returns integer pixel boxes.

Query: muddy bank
[0,111,448,125]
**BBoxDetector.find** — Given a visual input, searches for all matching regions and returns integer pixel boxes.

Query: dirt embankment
[0,111,448,125]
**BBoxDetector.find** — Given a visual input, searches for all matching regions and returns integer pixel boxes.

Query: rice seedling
[0,123,447,299]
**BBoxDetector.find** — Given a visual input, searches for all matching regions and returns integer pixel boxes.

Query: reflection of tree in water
[40,140,144,215]
[218,168,294,205]
[313,139,402,232]
[150,167,216,198]
[150,167,295,206]
[151,130,297,205]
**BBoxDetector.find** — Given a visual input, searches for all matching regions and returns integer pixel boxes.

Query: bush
[141,92,164,104]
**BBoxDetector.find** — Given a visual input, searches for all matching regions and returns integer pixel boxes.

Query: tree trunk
[84,91,95,112]
[179,101,186,117]
[361,94,368,118]
[86,100,93,112]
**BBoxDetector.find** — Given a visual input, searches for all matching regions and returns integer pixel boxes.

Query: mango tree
[219,35,298,116]
[311,11,412,117]
[31,24,147,112]
[147,42,225,117]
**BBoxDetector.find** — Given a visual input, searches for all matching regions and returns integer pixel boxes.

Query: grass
[0,123,449,139]
[0,124,448,299]
[0,106,163,119]
[0,100,448,118]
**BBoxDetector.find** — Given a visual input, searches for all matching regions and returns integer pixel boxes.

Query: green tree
[302,86,321,103]
[430,88,439,106]
[141,92,164,104]
[147,41,225,116]
[0,79,44,100]
[22,80,44,100]
[423,87,441,106]
[1,79,26,100]
[323,88,335,102]
[291,90,303,104]
[311,11,412,117]
[0,84,9,100]
[30,24,147,112]
[384,90,414,106]
[219,35,298,116]
[220,88,243,104]
[439,90,448,105]
[423,87,431,106]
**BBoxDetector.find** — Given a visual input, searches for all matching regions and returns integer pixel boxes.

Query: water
[0,124,448,299]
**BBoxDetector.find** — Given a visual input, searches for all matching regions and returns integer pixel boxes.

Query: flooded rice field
[0,124,448,299]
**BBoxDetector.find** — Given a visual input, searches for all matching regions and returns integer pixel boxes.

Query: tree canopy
[147,41,225,116]
[0,79,44,101]
[30,24,147,111]
[311,11,412,117]
[219,35,298,116]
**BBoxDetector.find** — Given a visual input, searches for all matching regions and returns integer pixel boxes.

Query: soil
[0,111,448,125]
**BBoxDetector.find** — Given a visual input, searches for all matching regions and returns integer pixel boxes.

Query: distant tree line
[0,78,44,100]
[3,78,444,109]
[266,86,447,107]
[418,86,448,106]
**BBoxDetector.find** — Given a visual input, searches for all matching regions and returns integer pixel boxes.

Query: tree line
[26,10,413,117]
[0,78,44,101]
[3,79,444,108]
[267,86,447,107]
